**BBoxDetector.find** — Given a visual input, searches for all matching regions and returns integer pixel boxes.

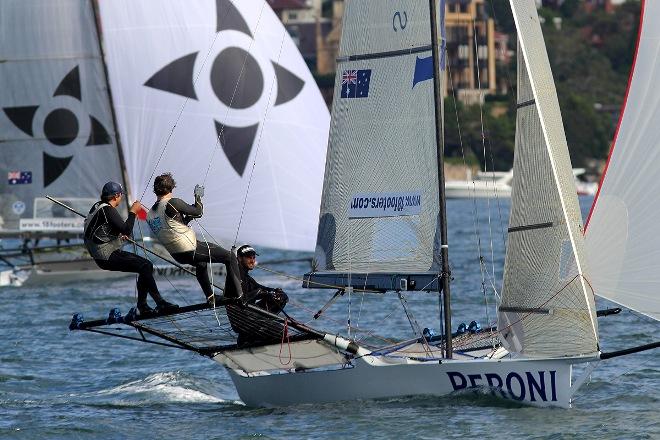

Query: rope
[278,318,292,365]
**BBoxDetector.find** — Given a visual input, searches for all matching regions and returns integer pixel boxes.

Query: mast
[90,0,132,212]
[429,0,452,358]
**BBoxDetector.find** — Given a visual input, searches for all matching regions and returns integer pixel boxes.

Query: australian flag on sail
[341,69,371,99]
[8,171,32,185]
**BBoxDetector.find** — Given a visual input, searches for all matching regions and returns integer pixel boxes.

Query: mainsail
[312,0,442,276]
[0,0,126,235]
[585,1,660,322]
[95,0,330,251]
[498,1,599,358]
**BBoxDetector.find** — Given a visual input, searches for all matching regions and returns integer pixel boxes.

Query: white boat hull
[444,183,512,198]
[223,353,590,408]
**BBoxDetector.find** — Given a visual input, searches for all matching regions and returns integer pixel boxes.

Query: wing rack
[69,299,320,356]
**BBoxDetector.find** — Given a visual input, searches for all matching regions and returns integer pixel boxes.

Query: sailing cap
[237,244,259,257]
[101,181,123,197]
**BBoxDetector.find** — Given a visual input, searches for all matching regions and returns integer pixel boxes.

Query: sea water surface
[1,197,658,439]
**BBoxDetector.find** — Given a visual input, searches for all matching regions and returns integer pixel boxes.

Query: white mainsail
[0,0,125,233]
[585,1,660,322]
[96,0,330,251]
[498,1,599,358]
[313,0,442,273]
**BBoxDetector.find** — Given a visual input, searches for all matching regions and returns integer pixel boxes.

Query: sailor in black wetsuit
[226,245,288,310]
[84,181,178,316]
[146,173,238,304]
[225,245,288,344]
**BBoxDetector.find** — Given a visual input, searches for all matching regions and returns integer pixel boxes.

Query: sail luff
[89,0,132,212]
[427,0,451,356]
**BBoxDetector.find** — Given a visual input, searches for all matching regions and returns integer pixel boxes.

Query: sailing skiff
[69,0,658,409]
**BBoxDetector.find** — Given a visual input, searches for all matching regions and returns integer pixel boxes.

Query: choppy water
[1,198,658,439]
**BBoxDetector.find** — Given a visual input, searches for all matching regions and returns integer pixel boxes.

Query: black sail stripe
[337,45,432,63]
[517,98,536,109]
[508,222,554,233]
[499,306,551,315]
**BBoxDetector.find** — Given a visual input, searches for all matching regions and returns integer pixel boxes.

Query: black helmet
[237,244,259,257]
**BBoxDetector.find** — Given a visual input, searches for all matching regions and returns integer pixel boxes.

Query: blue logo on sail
[341,69,371,99]
[413,56,434,88]
[412,0,446,88]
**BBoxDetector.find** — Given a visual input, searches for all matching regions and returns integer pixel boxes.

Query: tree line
[444,0,641,172]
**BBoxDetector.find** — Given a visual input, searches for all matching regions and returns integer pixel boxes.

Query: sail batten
[337,45,433,62]
[499,0,599,358]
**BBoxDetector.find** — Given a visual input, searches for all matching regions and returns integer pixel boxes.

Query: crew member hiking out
[84,181,179,316]
[225,245,289,345]
[146,173,239,304]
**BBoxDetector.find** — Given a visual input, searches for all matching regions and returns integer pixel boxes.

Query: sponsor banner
[19,218,84,232]
[348,191,422,218]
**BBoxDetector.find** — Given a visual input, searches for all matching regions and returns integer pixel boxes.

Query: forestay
[585,1,660,322]
[313,0,442,274]
[96,0,329,251]
[0,0,124,234]
[499,0,599,358]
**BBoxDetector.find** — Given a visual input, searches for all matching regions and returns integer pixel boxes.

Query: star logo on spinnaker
[144,0,305,176]
[2,66,113,187]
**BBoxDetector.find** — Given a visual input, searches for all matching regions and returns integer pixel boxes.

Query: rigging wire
[470,14,495,332]
[138,4,236,201]
[398,292,433,357]
[201,2,268,187]
[232,20,288,248]
[446,47,495,330]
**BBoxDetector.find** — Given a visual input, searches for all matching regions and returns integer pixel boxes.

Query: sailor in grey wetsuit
[146,173,238,304]
[84,181,178,316]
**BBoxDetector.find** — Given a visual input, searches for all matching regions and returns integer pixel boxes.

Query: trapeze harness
[83,202,123,261]
[146,197,197,254]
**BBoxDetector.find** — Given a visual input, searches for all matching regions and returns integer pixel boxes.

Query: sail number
[393,11,408,32]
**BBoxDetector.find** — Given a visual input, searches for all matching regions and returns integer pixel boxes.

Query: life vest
[83,202,123,260]
[147,197,197,254]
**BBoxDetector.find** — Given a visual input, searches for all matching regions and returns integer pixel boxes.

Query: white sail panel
[499,0,598,358]
[97,0,329,251]
[339,0,437,56]
[585,2,660,321]
[0,0,124,233]
[313,0,441,273]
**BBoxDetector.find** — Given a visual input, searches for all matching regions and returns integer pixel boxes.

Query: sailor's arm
[165,197,203,223]
[106,205,136,236]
